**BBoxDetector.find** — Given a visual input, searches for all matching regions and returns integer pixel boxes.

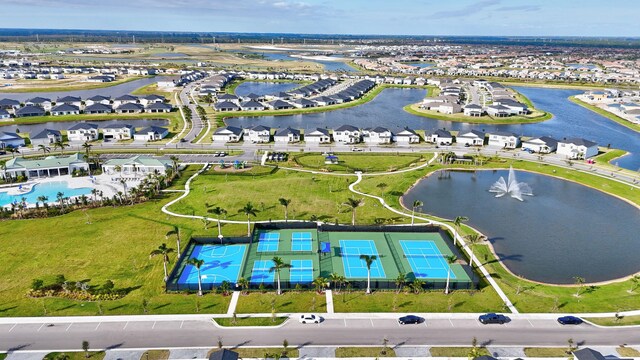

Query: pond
[232,50,357,72]
[226,86,640,170]
[234,82,301,97]
[0,119,169,135]
[0,76,170,102]
[401,169,640,284]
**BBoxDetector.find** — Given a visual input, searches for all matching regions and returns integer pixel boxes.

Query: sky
[2,0,639,37]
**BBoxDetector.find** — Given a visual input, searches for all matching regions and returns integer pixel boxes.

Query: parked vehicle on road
[398,315,424,325]
[478,313,509,324]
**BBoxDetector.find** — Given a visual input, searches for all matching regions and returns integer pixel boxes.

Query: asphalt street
[0,316,638,351]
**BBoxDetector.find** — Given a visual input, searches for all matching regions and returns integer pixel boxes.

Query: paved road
[180,80,206,143]
[0,315,638,351]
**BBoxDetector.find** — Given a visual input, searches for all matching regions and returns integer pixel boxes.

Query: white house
[0,131,25,148]
[274,127,301,143]
[84,103,113,114]
[212,126,243,143]
[486,104,511,117]
[333,125,361,144]
[133,126,169,142]
[56,96,82,108]
[522,136,558,154]
[146,103,173,113]
[4,153,89,179]
[304,128,331,144]
[240,100,266,112]
[85,95,111,106]
[246,125,271,143]
[0,109,10,119]
[30,129,62,147]
[117,103,145,114]
[428,129,453,145]
[463,104,484,117]
[363,127,392,145]
[456,130,485,146]
[25,97,52,111]
[67,123,99,142]
[103,124,135,140]
[394,128,420,145]
[102,155,173,176]
[50,103,80,116]
[113,95,139,108]
[557,138,598,159]
[488,131,521,149]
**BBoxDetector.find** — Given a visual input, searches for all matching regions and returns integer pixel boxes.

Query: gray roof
[215,101,240,110]
[525,136,558,147]
[464,103,482,109]
[68,123,98,131]
[15,105,45,116]
[138,126,168,134]
[250,125,271,132]
[275,127,301,136]
[218,93,238,100]
[57,96,81,103]
[335,124,359,132]
[51,103,80,112]
[26,97,51,104]
[490,131,518,137]
[0,131,22,141]
[0,98,20,106]
[433,129,452,137]
[573,348,606,360]
[84,103,112,112]
[146,102,173,110]
[214,126,243,136]
[103,124,134,130]
[32,129,61,139]
[114,94,138,101]
[87,95,111,102]
[0,109,9,116]
[208,349,238,360]
[561,137,597,147]
[117,102,145,110]
[306,128,329,136]
[240,100,265,109]
[458,130,485,138]
[268,99,294,108]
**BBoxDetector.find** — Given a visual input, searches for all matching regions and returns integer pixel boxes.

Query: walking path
[227,291,240,315]
[325,290,334,314]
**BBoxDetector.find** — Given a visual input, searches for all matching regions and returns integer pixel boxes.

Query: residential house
[333,125,361,144]
[463,104,484,117]
[267,100,295,110]
[304,128,331,144]
[103,124,135,140]
[557,138,598,159]
[217,94,240,104]
[113,94,139,108]
[246,125,270,143]
[25,97,52,111]
[4,153,89,179]
[428,129,453,145]
[0,131,25,148]
[292,98,316,109]
[133,126,169,142]
[15,105,45,117]
[0,98,20,110]
[56,96,82,108]
[313,96,336,106]
[85,95,111,106]
[363,127,392,145]
[117,103,145,113]
[139,95,166,106]
[274,127,301,143]
[456,130,485,146]
[50,103,80,116]
[394,127,420,145]
[0,109,10,119]
[240,100,266,111]
[486,104,511,117]
[84,103,113,114]
[522,136,558,154]
[488,131,521,149]
[67,123,99,142]
[30,129,62,147]
[212,126,243,143]
[102,155,173,176]
[146,102,173,113]
[215,101,240,112]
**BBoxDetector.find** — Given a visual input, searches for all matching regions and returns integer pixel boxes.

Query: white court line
[8,324,17,332]
[65,323,72,331]
[448,319,454,327]
[180,320,184,329]
[94,323,101,331]
[152,321,156,329]
[343,319,347,327]
[370,319,374,327]
[123,321,129,330]
[37,323,45,332]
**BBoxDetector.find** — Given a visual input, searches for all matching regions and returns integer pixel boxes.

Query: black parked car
[398,315,424,325]
[478,313,509,324]
[557,316,583,325]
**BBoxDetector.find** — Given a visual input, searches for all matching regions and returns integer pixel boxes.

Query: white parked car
[298,314,321,324]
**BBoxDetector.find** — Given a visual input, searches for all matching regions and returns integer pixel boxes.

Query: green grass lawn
[234,292,327,313]
[222,348,299,359]
[333,289,504,313]
[523,348,569,357]
[290,153,427,173]
[131,83,175,99]
[0,76,147,93]
[214,316,288,327]
[44,352,106,360]
[617,347,640,357]
[569,96,640,133]
[335,347,396,358]
[585,315,640,326]
[429,347,490,357]
[593,149,629,165]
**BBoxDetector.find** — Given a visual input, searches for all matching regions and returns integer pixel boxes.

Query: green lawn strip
[214,316,288,327]
[335,347,396,358]
[404,104,552,124]
[617,347,640,357]
[44,352,106,360]
[0,76,148,93]
[584,315,640,326]
[523,348,570,357]
[139,350,170,360]
[0,354,6,360]
[429,347,490,357]
[568,96,640,133]
[131,83,175,99]
[234,292,326,313]
[593,149,629,165]
[291,153,427,173]
[355,157,640,313]
[0,194,233,317]
[218,348,299,359]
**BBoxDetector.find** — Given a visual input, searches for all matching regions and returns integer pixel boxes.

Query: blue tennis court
[400,240,455,279]
[249,260,275,284]
[290,259,314,283]
[291,232,313,252]
[257,232,280,252]
[339,240,386,279]
[178,244,246,285]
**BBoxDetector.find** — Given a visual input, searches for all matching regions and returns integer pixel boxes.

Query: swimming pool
[0,181,93,207]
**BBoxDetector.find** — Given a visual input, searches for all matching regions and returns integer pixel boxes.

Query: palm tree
[37,144,50,156]
[7,147,19,159]
[149,243,175,282]
[53,140,69,155]
[82,141,92,158]
[395,272,407,294]
[376,182,388,196]
[343,197,364,226]
[269,256,292,295]
[187,258,205,296]
[629,274,640,293]
[444,255,458,295]
[411,200,423,226]
[208,206,227,240]
[465,233,482,267]
[237,277,249,294]
[312,277,329,294]
[573,276,585,297]
[329,272,341,291]
[359,254,377,294]
[238,202,258,237]
[166,226,182,254]
[56,191,65,209]
[411,279,426,294]
[452,216,469,245]
[169,155,180,175]
[37,195,48,209]
[278,198,291,222]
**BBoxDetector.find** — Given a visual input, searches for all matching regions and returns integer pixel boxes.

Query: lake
[402,169,640,284]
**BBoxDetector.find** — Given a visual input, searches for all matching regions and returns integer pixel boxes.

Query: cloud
[495,5,541,12]
[431,0,501,19]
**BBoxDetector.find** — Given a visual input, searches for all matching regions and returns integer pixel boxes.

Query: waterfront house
[304,128,331,144]
[557,138,598,159]
[217,94,240,104]
[215,101,240,112]
[133,126,169,142]
[292,98,316,109]
[51,103,80,116]
[488,131,521,149]
[0,109,10,119]
[4,153,89,179]
[428,129,453,145]
[84,103,113,114]
[116,102,145,114]
[146,102,173,113]
[522,136,558,154]
[85,95,111,106]
[30,129,62,147]
[0,98,20,110]
[362,127,392,145]
[15,105,45,117]
[56,96,82,108]
[139,95,166,106]
[212,126,243,143]
[267,100,295,110]
[246,125,271,143]
[333,125,361,144]
[274,127,301,143]
[240,100,266,111]
[0,131,25,148]
[456,130,485,146]
[394,127,420,145]
[486,104,511,117]
[103,124,135,140]
[25,97,52,111]
[113,94,139,107]
[67,123,99,142]
[313,96,337,106]
[463,103,484,117]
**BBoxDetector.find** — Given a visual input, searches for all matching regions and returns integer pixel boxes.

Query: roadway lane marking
[180,321,184,329]
[343,319,347,327]
[527,319,534,327]
[95,323,101,331]
[152,321,157,329]
[123,322,129,330]
[37,323,45,332]
[8,324,17,332]
[370,319,374,327]
[66,323,73,331]
[424,321,428,327]
[448,319,454,327]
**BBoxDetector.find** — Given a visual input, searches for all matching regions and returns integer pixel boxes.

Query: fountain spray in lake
[489,166,533,201]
